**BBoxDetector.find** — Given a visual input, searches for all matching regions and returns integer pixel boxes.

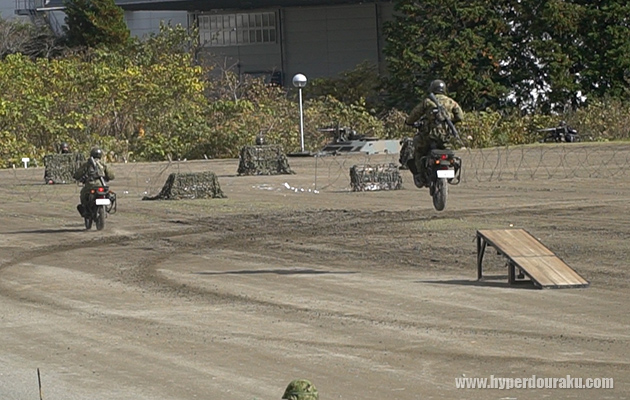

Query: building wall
[197,2,394,85]
[1,0,187,38]
[282,4,379,82]
[124,10,188,38]
[2,0,394,86]
[197,8,283,82]
[0,0,22,20]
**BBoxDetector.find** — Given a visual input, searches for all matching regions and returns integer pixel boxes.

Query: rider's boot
[414,158,429,188]
[77,204,86,217]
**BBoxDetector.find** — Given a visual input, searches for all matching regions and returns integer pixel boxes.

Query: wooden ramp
[476,229,589,289]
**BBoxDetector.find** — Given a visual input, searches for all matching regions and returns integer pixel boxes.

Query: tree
[62,0,130,49]
[383,0,630,113]
[575,1,630,100]
[0,16,62,59]
[383,0,512,112]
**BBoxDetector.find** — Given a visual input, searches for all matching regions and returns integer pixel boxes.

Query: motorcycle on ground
[84,184,117,230]
[77,157,117,230]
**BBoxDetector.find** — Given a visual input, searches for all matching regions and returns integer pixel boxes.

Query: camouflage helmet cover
[90,147,103,159]
[429,79,446,94]
[282,379,319,400]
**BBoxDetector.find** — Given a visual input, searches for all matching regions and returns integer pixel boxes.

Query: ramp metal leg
[508,261,516,284]
[477,235,487,280]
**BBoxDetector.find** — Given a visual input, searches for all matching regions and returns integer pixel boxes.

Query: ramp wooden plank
[512,256,589,288]
[477,229,589,289]
[478,229,554,257]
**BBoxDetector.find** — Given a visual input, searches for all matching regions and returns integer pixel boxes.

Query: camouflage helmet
[429,79,446,94]
[282,379,319,400]
[60,142,70,152]
[90,147,103,159]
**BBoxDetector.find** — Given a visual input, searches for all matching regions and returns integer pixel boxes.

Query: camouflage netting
[142,172,226,200]
[43,153,85,184]
[237,145,294,176]
[350,163,403,192]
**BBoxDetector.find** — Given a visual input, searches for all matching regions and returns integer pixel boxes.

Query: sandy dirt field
[1,143,628,400]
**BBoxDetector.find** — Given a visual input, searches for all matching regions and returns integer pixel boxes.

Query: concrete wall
[0,0,21,20]
[197,2,394,85]
[282,3,379,82]
[1,0,187,38]
[124,10,188,39]
[2,0,395,86]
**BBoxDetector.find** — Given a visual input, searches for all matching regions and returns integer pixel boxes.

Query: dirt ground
[1,143,628,400]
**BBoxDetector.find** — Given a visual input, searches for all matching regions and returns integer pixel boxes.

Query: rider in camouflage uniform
[73,147,114,217]
[405,79,463,187]
[282,379,319,400]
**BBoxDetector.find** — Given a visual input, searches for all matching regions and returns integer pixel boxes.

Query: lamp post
[292,73,307,153]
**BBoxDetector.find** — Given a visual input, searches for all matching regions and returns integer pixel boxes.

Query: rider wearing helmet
[59,142,71,154]
[405,79,464,188]
[255,132,265,145]
[73,147,115,217]
[282,379,319,400]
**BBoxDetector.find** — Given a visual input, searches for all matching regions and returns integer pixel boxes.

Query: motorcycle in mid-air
[419,147,461,211]
[406,92,463,211]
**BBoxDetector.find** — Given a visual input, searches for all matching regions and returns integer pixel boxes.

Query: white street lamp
[292,73,308,153]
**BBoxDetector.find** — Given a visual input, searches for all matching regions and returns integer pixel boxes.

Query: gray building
[6,0,394,85]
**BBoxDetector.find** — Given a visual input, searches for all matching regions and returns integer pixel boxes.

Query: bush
[1,23,629,168]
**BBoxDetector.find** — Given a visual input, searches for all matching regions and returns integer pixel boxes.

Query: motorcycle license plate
[437,169,455,179]
[95,198,111,206]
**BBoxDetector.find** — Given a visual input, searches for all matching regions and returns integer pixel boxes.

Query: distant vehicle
[538,121,580,143]
[318,125,399,155]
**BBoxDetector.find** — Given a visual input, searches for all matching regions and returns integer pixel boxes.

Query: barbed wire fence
[2,143,630,203]
[461,143,630,182]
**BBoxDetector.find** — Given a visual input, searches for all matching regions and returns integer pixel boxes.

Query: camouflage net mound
[237,145,294,176]
[43,153,85,184]
[350,163,403,192]
[142,172,226,200]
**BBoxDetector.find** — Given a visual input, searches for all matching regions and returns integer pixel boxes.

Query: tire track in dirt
[2,205,626,361]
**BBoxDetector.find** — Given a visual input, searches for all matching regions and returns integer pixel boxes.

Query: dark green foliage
[308,62,385,114]
[383,0,512,111]
[383,0,630,113]
[575,1,630,100]
[62,0,130,49]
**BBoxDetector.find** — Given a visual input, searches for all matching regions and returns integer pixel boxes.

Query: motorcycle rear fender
[429,149,455,158]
